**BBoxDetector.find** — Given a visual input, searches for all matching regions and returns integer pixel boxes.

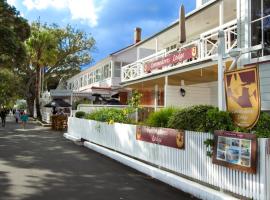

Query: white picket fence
[67,117,270,200]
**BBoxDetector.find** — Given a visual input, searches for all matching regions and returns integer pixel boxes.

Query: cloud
[22,0,106,27]
[7,0,17,6]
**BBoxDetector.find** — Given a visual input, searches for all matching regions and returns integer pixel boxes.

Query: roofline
[108,0,219,55]
[130,0,219,47]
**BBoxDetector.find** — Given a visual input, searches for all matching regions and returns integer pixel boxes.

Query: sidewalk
[0,117,198,200]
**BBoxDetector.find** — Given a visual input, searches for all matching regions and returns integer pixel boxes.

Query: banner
[213,130,257,174]
[136,126,185,149]
[144,46,197,73]
[224,66,261,129]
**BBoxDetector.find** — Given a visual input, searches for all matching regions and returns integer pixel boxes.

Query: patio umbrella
[44,99,71,108]
[179,4,186,44]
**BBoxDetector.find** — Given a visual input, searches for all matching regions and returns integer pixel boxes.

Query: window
[251,0,270,57]
[80,77,83,87]
[202,0,210,5]
[84,75,87,86]
[95,69,101,82]
[103,64,111,79]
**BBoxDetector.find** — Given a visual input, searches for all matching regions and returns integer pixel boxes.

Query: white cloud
[7,0,17,6]
[22,0,106,27]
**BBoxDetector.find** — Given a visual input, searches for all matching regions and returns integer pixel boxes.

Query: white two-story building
[120,0,270,112]
[66,0,270,112]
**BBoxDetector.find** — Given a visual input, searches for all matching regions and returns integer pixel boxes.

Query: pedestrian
[14,110,20,123]
[20,111,29,129]
[0,109,7,127]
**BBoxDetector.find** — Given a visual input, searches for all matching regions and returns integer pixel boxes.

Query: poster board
[213,130,257,174]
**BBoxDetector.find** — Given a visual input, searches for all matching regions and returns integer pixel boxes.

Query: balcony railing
[121,19,237,82]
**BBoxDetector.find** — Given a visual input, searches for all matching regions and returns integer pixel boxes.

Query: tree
[0,68,22,107]
[0,0,30,69]
[24,22,95,118]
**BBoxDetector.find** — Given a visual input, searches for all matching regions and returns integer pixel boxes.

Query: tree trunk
[35,65,42,120]
[25,74,36,117]
[27,96,34,117]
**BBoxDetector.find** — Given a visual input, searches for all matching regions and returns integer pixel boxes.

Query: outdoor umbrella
[179,4,186,44]
[44,99,71,108]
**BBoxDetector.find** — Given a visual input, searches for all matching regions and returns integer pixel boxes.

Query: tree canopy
[0,68,21,107]
[22,21,95,117]
[0,0,30,69]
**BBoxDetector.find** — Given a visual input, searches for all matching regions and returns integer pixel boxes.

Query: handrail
[121,20,237,82]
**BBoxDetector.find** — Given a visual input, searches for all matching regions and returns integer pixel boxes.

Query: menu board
[213,130,257,174]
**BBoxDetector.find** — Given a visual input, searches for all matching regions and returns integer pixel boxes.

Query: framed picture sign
[213,130,257,174]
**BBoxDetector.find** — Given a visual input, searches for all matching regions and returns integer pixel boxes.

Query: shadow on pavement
[0,118,198,200]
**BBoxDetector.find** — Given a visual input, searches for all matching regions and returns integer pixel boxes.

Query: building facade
[66,0,270,111]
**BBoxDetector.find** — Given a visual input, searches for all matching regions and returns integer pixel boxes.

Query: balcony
[121,20,237,83]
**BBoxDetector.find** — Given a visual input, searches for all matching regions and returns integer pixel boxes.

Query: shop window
[251,0,270,57]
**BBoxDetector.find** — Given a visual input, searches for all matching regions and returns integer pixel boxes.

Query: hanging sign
[213,130,257,174]
[224,66,261,129]
[136,126,185,149]
[144,46,197,73]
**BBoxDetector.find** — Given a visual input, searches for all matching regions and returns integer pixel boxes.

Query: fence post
[259,139,266,200]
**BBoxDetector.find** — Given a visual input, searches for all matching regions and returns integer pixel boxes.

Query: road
[0,116,199,200]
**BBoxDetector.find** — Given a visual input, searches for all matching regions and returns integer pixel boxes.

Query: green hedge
[75,105,270,138]
[146,105,270,138]
[168,105,214,132]
[146,107,178,128]
[85,108,132,124]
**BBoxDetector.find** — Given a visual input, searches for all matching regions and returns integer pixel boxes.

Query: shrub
[146,107,178,128]
[85,108,132,124]
[168,105,214,132]
[252,112,270,138]
[205,108,236,133]
[75,111,86,118]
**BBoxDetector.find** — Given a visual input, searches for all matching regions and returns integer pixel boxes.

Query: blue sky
[7,0,196,68]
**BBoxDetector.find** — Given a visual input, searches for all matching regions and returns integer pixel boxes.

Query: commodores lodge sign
[144,46,197,73]
[224,66,261,129]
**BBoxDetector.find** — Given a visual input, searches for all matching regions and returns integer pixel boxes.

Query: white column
[110,60,114,79]
[219,0,224,26]
[196,0,202,9]
[154,84,158,111]
[164,76,168,107]
[70,92,73,117]
[218,30,226,111]
[137,47,140,60]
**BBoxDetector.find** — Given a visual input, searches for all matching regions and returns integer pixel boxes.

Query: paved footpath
[0,116,199,200]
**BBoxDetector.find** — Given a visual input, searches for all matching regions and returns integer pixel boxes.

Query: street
[0,116,198,200]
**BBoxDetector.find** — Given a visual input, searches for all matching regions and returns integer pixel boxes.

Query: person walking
[0,109,7,127]
[14,110,20,123]
[20,111,29,129]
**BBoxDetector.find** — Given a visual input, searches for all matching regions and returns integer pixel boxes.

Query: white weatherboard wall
[260,63,270,111]
[166,82,218,107]
[67,117,270,200]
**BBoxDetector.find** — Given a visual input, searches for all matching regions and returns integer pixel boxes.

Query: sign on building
[213,130,257,174]
[224,66,261,129]
[144,46,197,73]
[136,126,185,149]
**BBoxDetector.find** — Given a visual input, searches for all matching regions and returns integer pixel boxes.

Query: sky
[7,0,196,69]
